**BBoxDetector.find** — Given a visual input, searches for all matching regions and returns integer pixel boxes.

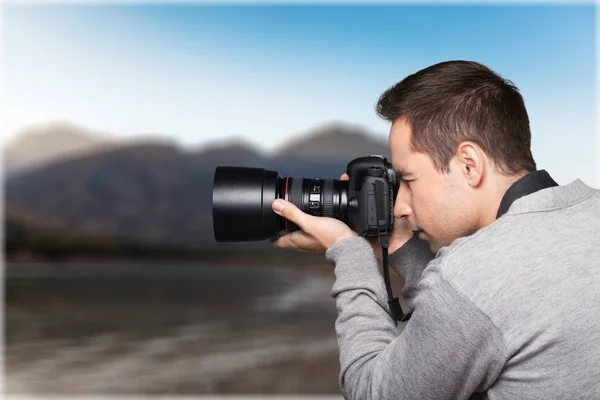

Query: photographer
[269,61,600,399]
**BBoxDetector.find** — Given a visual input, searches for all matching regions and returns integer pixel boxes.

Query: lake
[5,263,342,395]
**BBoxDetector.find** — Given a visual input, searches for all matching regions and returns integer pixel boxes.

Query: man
[270,60,600,399]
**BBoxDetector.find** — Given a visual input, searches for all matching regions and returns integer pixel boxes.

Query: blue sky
[1,3,597,185]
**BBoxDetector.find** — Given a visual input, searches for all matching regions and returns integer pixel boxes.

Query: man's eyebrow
[394,168,413,178]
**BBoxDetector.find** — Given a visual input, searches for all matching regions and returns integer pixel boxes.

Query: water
[5,263,341,395]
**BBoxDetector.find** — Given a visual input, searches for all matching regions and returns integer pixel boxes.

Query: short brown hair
[376,60,536,174]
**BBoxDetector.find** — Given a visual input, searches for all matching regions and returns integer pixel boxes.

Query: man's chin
[416,232,438,253]
[423,236,438,254]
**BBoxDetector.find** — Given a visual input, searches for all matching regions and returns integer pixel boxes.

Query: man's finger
[271,199,309,230]
[270,230,310,251]
[340,173,349,181]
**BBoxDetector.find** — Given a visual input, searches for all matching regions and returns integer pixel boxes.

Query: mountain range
[5,121,391,254]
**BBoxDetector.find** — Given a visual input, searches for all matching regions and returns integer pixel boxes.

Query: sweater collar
[497,170,558,218]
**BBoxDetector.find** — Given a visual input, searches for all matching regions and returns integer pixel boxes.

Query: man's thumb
[272,199,305,228]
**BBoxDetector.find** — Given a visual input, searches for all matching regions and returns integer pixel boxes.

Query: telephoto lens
[212,167,349,242]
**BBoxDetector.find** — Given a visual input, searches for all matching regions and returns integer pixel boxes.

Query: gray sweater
[325,179,600,400]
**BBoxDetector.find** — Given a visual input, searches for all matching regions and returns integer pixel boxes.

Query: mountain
[3,122,118,174]
[188,139,267,169]
[5,122,391,253]
[273,122,390,160]
[6,142,209,247]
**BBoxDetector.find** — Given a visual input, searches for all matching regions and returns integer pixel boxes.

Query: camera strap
[374,181,411,326]
[376,169,558,326]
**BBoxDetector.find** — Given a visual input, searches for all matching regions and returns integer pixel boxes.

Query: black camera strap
[374,181,411,326]
[376,170,558,326]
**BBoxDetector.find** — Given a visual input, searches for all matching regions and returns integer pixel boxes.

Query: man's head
[377,60,536,253]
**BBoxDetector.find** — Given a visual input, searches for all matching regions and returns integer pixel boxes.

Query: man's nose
[393,183,412,220]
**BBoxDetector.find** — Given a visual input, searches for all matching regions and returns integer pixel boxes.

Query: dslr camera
[212,155,398,242]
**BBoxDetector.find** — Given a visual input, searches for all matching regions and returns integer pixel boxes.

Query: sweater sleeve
[325,236,508,400]
[388,234,435,308]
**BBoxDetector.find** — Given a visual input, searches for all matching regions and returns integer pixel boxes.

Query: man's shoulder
[431,220,510,277]
[422,214,538,300]
[433,181,600,280]
[423,188,600,307]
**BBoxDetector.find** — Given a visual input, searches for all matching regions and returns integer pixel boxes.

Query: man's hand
[269,199,358,254]
[340,173,413,259]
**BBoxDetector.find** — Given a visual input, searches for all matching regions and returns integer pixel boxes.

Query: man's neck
[478,170,529,228]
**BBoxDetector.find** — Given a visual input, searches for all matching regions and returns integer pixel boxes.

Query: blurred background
[2,1,597,397]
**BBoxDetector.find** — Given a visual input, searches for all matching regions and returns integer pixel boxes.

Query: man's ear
[455,141,485,188]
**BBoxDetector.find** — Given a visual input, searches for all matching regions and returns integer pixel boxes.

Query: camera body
[346,155,398,237]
